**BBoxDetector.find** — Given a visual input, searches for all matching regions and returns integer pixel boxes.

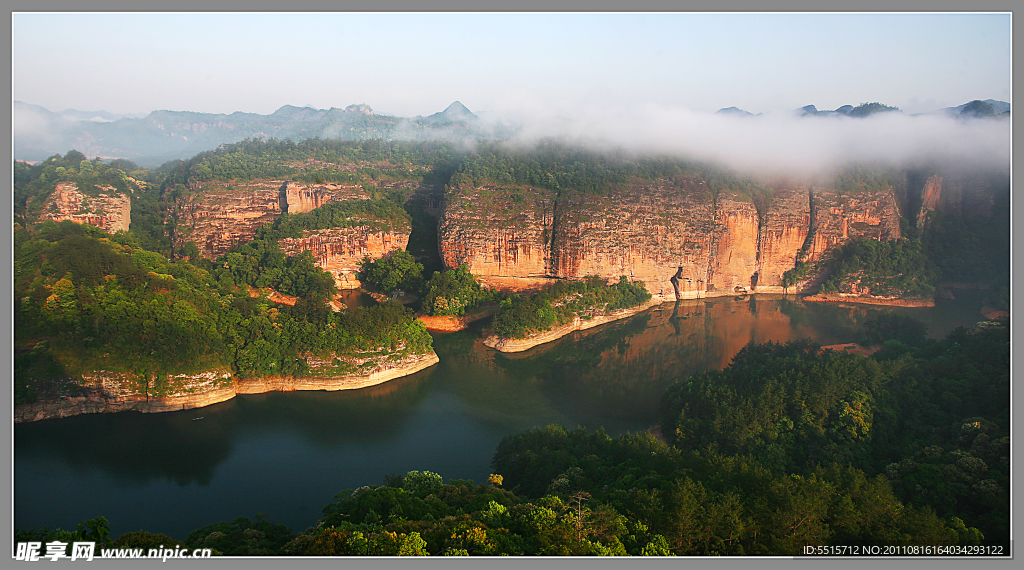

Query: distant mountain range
[15,98,1008,168]
[13,100,495,168]
[717,100,1010,119]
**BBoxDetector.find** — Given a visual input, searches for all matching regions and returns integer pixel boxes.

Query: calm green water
[13,294,989,540]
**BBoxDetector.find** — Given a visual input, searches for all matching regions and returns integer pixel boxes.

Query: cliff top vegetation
[15,151,142,223]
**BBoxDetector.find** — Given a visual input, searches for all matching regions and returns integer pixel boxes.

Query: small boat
[192,417,204,421]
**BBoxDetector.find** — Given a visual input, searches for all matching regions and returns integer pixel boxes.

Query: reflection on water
[14,294,988,540]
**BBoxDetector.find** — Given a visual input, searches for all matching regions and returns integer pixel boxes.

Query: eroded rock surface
[38,182,131,233]
[438,178,904,299]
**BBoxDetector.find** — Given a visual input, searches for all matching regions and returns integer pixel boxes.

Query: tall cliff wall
[38,182,131,233]
[438,186,556,279]
[551,181,717,299]
[174,180,285,259]
[438,178,903,299]
[916,174,943,230]
[804,188,902,263]
[754,186,811,291]
[708,191,760,293]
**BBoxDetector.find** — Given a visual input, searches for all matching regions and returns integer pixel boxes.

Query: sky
[12,12,1011,117]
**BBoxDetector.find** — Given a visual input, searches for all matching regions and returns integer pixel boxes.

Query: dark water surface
[14,294,989,540]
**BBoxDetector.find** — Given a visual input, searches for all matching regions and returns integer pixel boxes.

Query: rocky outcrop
[418,304,499,332]
[802,293,934,307]
[278,224,410,289]
[38,182,131,233]
[14,352,439,423]
[174,180,284,259]
[438,178,903,300]
[551,181,717,300]
[281,181,369,214]
[235,351,439,393]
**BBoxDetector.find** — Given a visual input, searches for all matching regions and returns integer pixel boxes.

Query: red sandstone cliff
[278,223,410,289]
[916,174,943,230]
[438,186,556,279]
[173,179,409,288]
[174,180,285,259]
[38,182,131,233]
[754,186,811,291]
[804,187,901,262]
[437,177,904,299]
[282,181,369,214]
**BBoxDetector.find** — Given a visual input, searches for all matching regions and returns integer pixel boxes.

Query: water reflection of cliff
[485,296,960,430]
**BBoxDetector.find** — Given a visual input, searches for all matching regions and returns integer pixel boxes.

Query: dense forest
[818,238,936,298]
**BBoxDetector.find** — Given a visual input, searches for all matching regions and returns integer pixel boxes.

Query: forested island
[13,130,1010,555]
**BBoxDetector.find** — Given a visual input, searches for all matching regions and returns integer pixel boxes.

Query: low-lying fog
[480,103,1010,179]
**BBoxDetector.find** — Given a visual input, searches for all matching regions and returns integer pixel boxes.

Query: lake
[13,293,989,541]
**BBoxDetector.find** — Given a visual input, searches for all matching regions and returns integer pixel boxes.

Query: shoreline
[14,351,439,423]
[801,293,935,307]
[482,298,663,353]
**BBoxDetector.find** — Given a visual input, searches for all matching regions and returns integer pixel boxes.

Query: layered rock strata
[174,180,405,287]
[804,188,901,262]
[550,181,716,300]
[438,186,556,279]
[281,181,369,214]
[753,186,811,291]
[38,182,131,233]
[174,180,285,259]
[438,178,904,299]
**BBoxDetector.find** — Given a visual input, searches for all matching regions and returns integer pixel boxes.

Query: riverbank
[482,298,662,353]
[14,352,439,423]
[802,293,935,307]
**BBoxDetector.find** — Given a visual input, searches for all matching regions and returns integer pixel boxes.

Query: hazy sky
[12,12,1011,117]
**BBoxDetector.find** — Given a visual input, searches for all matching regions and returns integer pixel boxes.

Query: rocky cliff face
[708,191,760,293]
[282,181,369,214]
[754,186,811,291]
[916,174,943,229]
[438,186,556,279]
[804,188,902,262]
[14,352,439,422]
[278,224,410,289]
[38,182,131,233]
[438,178,903,299]
[174,180,285,259]
[551,181,717,299]
[174,179,408,287]
[14,368,235,422]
